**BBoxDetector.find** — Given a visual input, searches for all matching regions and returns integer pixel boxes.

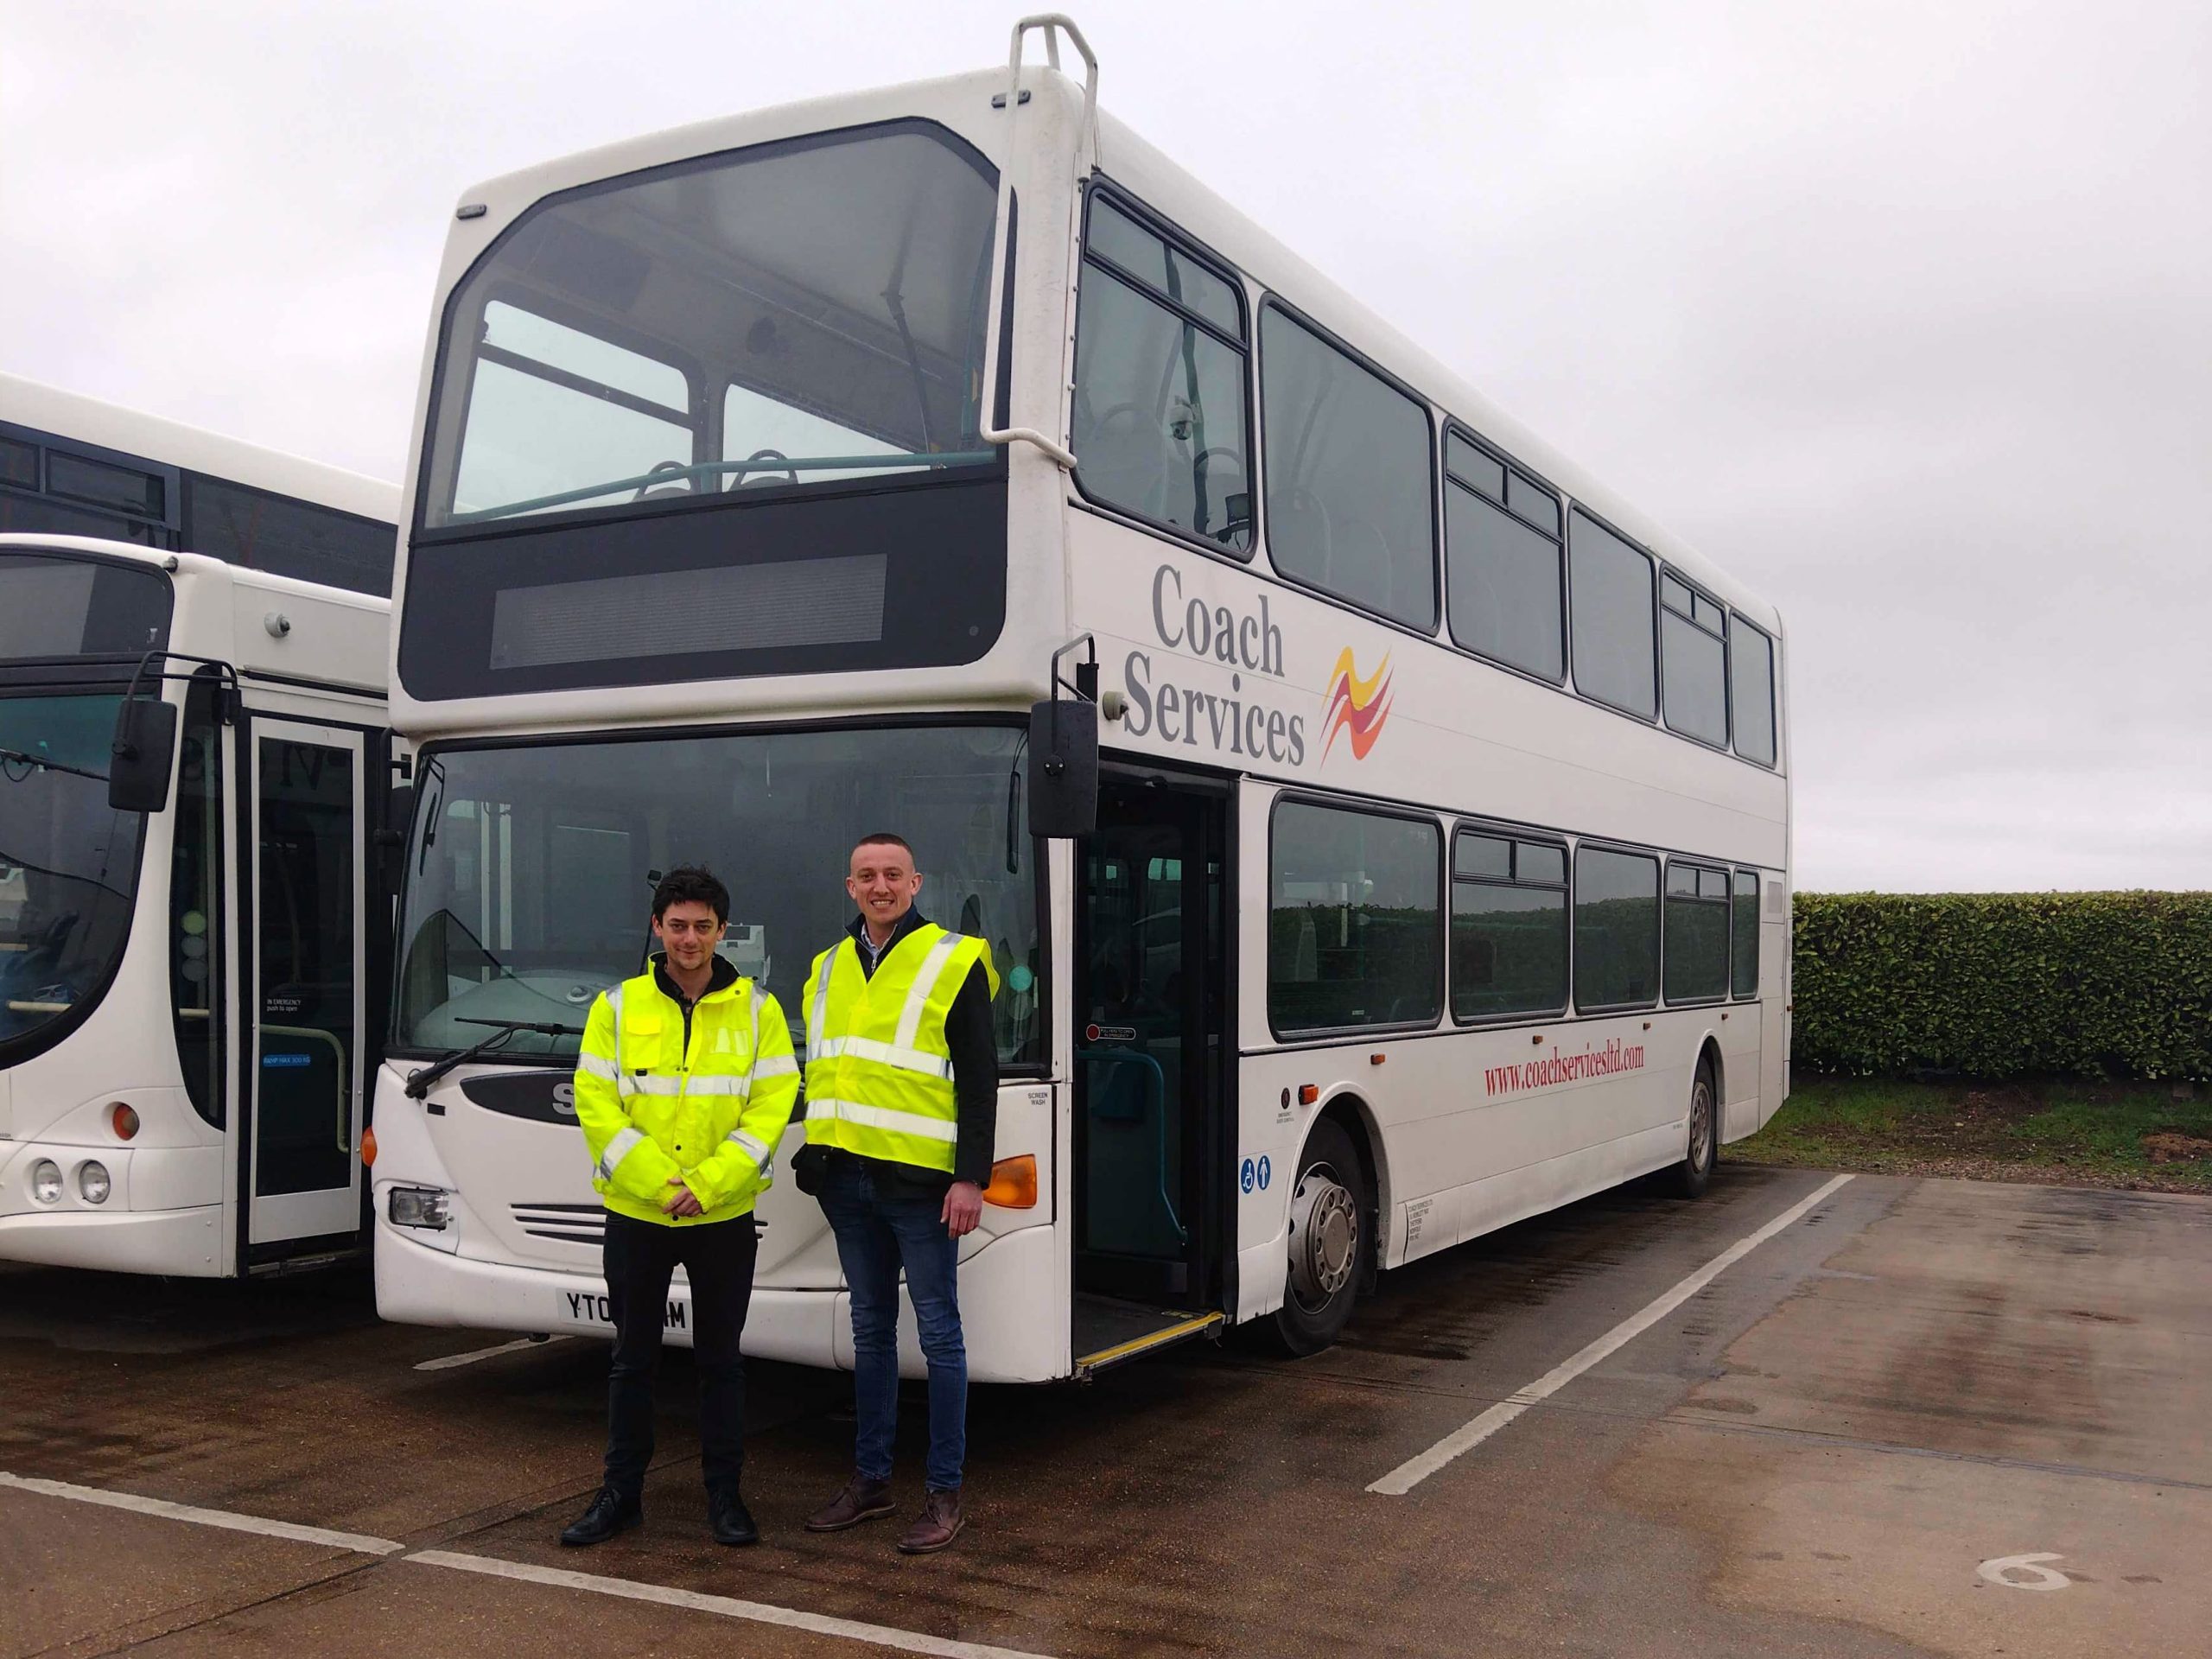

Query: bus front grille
[512,1203,603,1246]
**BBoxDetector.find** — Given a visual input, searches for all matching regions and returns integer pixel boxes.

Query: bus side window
[1568,511,1658,721]
[1260,306,1437,631]
[1071,193,1253,556]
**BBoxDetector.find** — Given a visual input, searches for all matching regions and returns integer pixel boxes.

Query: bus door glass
[246,721,365,1249]
[1074,780,1227,1306]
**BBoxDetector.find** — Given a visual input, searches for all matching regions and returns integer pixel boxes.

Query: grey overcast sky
[4,1,2206,892]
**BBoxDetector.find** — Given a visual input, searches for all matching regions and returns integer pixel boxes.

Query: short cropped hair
[852,831,915,862]
[652,865,729,924]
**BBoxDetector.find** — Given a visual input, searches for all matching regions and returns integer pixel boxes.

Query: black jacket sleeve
[946,962,1000,1186]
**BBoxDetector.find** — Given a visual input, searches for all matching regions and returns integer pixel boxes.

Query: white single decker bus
[372,17,1789,1380]
[0,380,398,1276]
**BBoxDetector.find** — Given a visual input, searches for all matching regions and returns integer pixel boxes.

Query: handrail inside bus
[1077,1046,1186,1244]
[977,15,1097,473]
[260,1023,350,1154]
[439,451,999,527]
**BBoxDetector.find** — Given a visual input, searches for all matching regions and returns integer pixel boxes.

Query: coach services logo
[1320,647,1393,761]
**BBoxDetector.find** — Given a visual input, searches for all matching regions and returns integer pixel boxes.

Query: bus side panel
[1720,991,1764,1144]
[1758,872,1791,1129]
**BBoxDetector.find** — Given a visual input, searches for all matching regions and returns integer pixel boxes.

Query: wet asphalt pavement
[2,1164,2204,1658]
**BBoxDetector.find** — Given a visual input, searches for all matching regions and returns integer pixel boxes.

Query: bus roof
[0,531,391,614]
[432,60,1778,635]
[0,373,397,526]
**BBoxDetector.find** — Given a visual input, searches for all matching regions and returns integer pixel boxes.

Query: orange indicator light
[981,1154,1037,1209]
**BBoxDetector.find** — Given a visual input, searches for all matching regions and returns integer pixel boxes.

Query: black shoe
[709,1490,759,1547]
[560,1487,641,1547]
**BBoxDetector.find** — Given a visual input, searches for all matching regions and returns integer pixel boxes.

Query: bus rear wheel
[1671,1059,1719,1198]
[1268,1119,1371,1357]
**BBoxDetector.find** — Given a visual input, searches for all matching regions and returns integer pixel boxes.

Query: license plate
[559,1288,689,1332]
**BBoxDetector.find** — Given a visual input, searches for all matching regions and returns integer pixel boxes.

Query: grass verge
[1735,1074,2212,1193]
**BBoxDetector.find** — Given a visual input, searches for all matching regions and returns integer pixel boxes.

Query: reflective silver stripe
[609,985,626,1076]
[684,1075,751,1097]
[724,1128,771,1165]
[808,943,844,1065]
[575,1052,619,1081]
[623,1073,748,1098]
[748,988,759,1073]
[596,1124,645,1180]
[810,1034,951,1081]
[893,933,964,1052]
[751,1053,799,1078]
[810,1096,958,1143]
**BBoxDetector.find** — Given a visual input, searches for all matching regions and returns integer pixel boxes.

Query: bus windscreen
[419,121,1001,529]
[0,691,147,1053]
[395,725,1041,1068]
[0,550,171,660]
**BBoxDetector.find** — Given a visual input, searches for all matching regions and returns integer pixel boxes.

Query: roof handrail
[977,14,1098,472]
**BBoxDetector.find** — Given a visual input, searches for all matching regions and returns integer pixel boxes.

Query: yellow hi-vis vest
[802,924,998,1173]
[573,969,799,1227]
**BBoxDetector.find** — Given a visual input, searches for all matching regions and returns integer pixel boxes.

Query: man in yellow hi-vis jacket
[560,867,798,1550]
[797,832,998,1554]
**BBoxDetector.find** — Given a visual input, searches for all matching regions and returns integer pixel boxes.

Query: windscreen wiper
[0,746,108,785]
[404,1017,584,1100]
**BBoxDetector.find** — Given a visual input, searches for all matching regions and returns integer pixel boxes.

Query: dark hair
[852,831,915,861]
[652,865,729,924]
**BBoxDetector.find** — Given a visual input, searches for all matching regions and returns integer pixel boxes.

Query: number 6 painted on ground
[1976,1553,2069,1591]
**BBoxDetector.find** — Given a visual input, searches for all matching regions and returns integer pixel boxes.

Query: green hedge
[1793,892,2212,1080]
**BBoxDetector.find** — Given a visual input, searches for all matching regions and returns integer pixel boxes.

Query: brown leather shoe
[804,1475,895,1533]
[896,1487,964,1554]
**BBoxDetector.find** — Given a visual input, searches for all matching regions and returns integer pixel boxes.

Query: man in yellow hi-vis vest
[797,832,998,1554]
[560,867,798,1550]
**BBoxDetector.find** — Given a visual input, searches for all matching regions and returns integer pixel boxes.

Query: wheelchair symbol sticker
[1257,1155,1272,1190]
[1239,1158,1255,1194]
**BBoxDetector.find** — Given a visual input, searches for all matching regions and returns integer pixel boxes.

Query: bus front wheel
[1269,1119,1372,1357]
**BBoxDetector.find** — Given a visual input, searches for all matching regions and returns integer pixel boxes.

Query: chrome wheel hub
[1691,1079,1714,1168]
[1287,1166,1358,1307]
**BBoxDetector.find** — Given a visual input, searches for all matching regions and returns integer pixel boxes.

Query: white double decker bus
[0,378,397,1276]
[372,19,1789,1378]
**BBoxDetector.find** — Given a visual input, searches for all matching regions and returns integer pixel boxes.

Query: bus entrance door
[244,721,365,1264]
[1071,775,1230,1374]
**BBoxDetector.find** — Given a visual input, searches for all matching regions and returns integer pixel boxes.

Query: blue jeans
[817,1156,967,1491]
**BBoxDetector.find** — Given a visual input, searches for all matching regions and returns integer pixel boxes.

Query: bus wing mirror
[1027,698,1098,839]
[107,696,178,815]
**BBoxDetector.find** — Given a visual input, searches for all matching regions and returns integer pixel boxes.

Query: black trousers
[601,1211,758,1502]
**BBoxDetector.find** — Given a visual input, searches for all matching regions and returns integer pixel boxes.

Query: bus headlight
[78,1162,111,1205]
[389,1187,451,1230]
[30,1160,62,1205]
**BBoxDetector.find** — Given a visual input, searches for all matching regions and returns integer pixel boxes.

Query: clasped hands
[664,1174,983,1236]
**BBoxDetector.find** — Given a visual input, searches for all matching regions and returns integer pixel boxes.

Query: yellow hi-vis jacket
[573,965,799,1226]
[801,925,998,1173]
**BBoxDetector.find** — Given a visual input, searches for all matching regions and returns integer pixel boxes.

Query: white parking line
[409,1549,1058,1659]
[0,1470,404,1554]
[0,1470,1058,1659]
[415,1335,573,1371]
[1367,1172,1857,1495]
